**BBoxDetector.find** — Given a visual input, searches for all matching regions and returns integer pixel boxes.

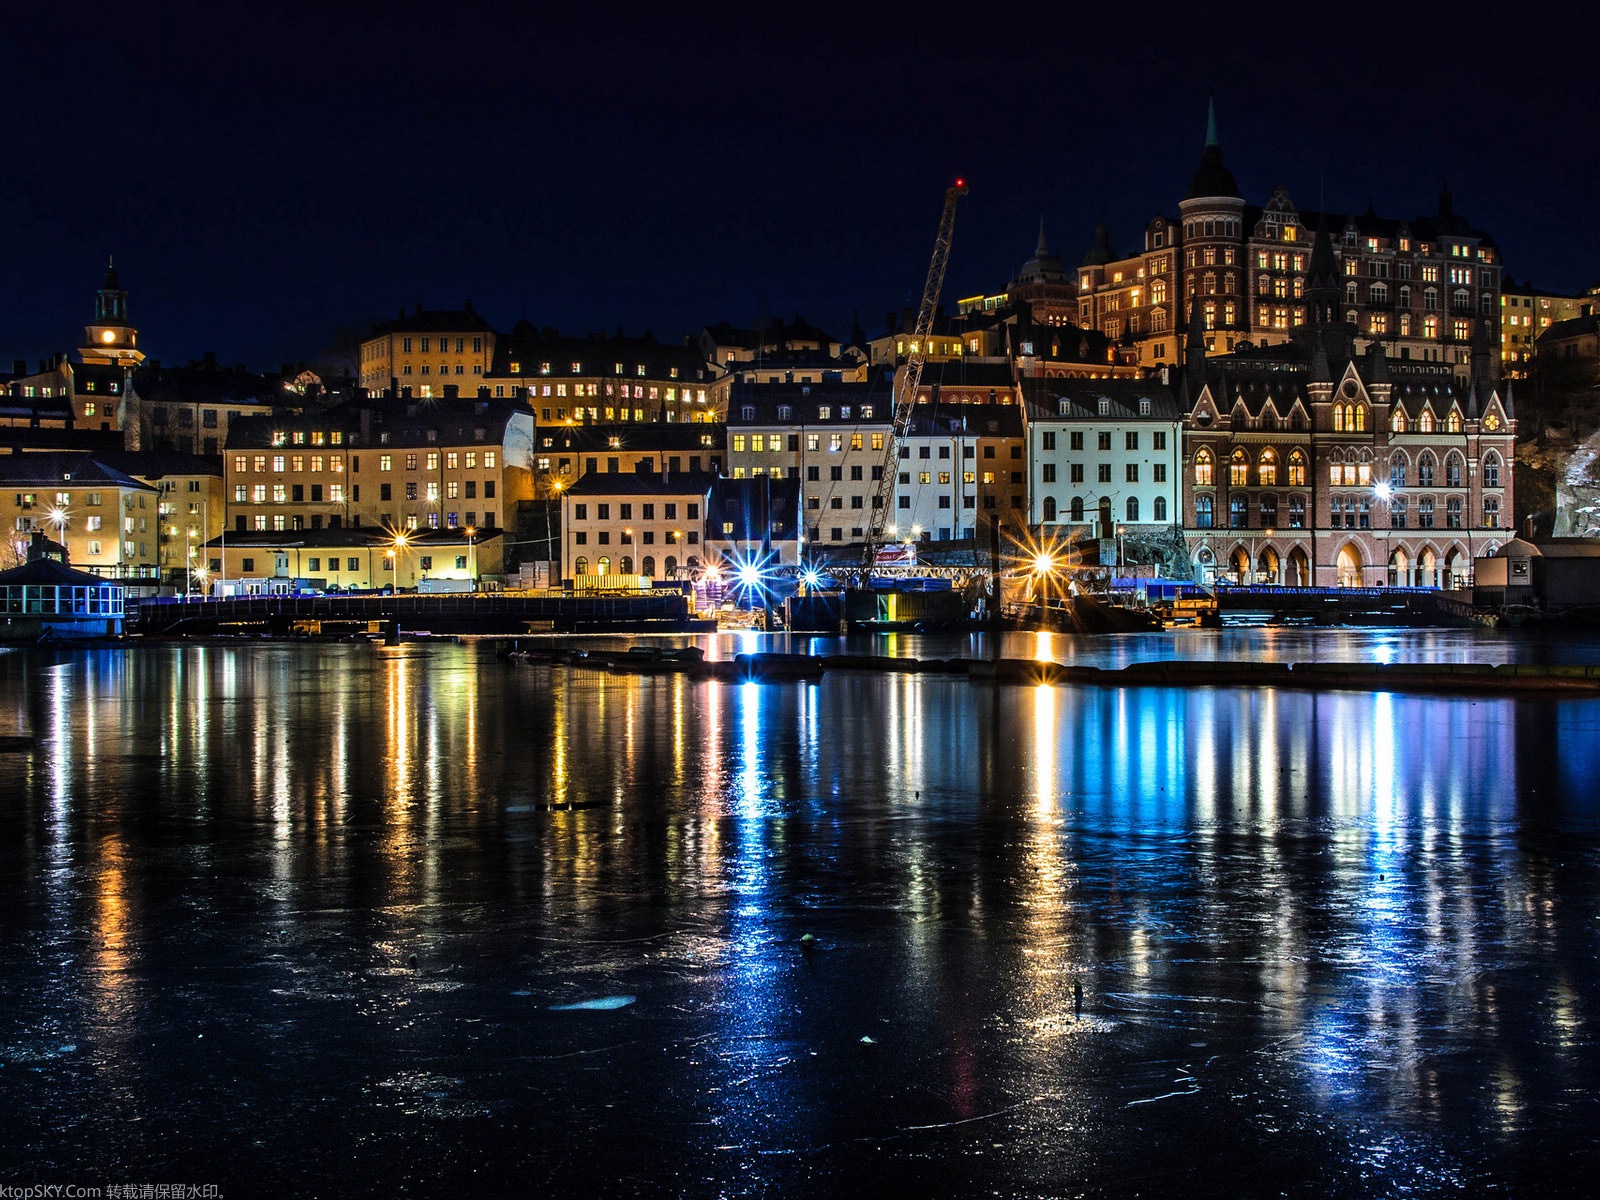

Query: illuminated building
[358,303,496,395]
[124,358,295,456]
[223,395,533,537]
[706,475,803,569]
[1179,269,1517,587]
[201,526,500,593]
[1499,279,1595,380]
[1075,105,1503,379]
[92,451,226,585]
[485,325,716,423]
[0,452,161,580]
[893,403,1025,543]
[560,470,716,583]
[1022,378,1183,537]
[697,318,867,394]
[79,259,145,369]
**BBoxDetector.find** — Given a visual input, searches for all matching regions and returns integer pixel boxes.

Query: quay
[509,644,1600,695]
[130,591,714,637]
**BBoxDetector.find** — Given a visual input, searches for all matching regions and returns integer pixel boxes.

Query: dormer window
[1139,399,1151,416]
[1098,399,1111,416]
[740,406,755,421]
[777,406,792,421]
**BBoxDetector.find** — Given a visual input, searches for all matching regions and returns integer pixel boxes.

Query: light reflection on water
[0,638,1598,1196]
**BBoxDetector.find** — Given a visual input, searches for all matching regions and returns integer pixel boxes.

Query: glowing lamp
[100,330,116,344]
[1374,482,1393,501]
[802,570,821,588]
[1033,553,1055,575]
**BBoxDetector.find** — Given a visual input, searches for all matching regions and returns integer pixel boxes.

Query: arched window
[1353,404,1366,431]
[1230,449,1249,486]
[642,556,657,578]
[1287,450,1307,486]
[1042,496,1057,522]
[1445,454,1463,488]
[1258,448,1278,486]
[1418,497,1435,528]
[1288,494,1306,528]
[1329,448,1345,486]
[1418,410,1435,433]
[1154,496,1168,522]
[1126,496,1139,522]
[1392,409,1407,433]
[1389,452,1407,488]
[1194,448,1214,485]
[1483,453,1500,488]
[1259,493,1278,527]
[1333,402,1346,432]
[598,556,611,575]
[1483,496,1500,528]
[1195,495,1214,528]
[574,556,589,576]
[620,556,633,574]
[1068,496,1083,522]
[1446,497,1463,529]
[665,555,678,577]
[1229,493,1248,528]
[1445,410,1462,433]
[1417,453,1435,487]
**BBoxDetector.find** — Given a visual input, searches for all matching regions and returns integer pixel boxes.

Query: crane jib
[859,181,968,582]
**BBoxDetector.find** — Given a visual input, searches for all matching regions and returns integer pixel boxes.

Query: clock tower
[80,258,145,367]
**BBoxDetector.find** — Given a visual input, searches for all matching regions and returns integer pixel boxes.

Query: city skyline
[5,6,1597,373]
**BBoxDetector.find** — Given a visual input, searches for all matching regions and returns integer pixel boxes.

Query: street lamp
[390,529,410,589]
[465,525,476,588]
[1033,550,1057,625]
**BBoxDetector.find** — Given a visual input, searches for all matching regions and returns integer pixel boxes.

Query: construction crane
[858,179,968,583]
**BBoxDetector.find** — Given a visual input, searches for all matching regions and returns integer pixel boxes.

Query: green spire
[1205,96,1218,148]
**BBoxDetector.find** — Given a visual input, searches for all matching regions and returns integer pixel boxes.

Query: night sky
[6,4,1596,375]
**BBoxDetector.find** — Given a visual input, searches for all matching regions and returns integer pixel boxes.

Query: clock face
[100,330,116,344]
[1484,412,1501,431]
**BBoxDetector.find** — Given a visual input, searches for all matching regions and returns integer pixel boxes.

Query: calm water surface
[1,630,1598,1198]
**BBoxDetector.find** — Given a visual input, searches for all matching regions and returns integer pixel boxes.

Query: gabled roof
[0,452,156,490]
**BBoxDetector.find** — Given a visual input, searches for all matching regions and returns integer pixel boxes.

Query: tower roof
[1184,98,1241,200]
[1079,221,1115,267]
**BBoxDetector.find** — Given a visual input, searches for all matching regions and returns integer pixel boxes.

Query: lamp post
[1033,551,1056,627]
[46,507,69,560]
[465,525,476,589]
[391,529,410,590]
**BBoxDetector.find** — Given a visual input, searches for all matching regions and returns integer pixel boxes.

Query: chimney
[12,359,23,376]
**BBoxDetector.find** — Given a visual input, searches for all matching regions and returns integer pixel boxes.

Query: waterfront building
[201,526,501,594]
[1021,378,1183,541]
[724,381,894,553]
[0,452,161,580]
[894,402,1025,544]
[485,324,718,423]
[529,422,724,495]
[1075,106,1502,379]
[1179,282,1516,587]
[560,470,715,583]
[358,303,496,395]
[706,475,803,571]
[223,395,533,539]
[0,534,126,638]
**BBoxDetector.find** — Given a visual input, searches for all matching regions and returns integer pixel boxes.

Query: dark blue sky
[5,3,1595,374]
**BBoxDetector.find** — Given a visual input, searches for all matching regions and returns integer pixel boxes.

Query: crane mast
[858,179,967,581]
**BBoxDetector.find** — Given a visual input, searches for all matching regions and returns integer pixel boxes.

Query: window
[1097,464,1111,483]
[1070,497,1084,522]
[1230,450,1249,486]
[1125,464,1139,483]
[1042,464,1057,483]
[1484,454,1500,488]
[1069,432,1084,451]
[1125,431,1139,451]
[1391,496,1408,529]
[1446,456,1463,488]
[1125,497,1139,522]
[1043,431,1057,451]
[1390,455,1407,488]
[1418,455,1435,487]
[1070,464,1084,484]
[1418,496,1435,528]
[1097,432,1111,451]
[1195,495,1214,528]
[1484,496,1500,528]
[1287,494,1306,529]
[1258,450,1277,486]
[1230,493,1248,528]
[1446,497,1463,528]
[1195,448,1214,485]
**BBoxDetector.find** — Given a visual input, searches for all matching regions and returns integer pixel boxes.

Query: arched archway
[1417,546,1438,588]
[1285,546,1310,586]
[1257,546,1280,585]
[1229,546,1250,583]
[1336,543,1363,587]
[1194,545,1215,584]
[1445,546,1468,589]
[1389,547,1411,588]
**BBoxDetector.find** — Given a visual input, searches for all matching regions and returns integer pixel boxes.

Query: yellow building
[359,304,497,395]
[201,527,503,593]
[1501,279,1597,380]
[0,452,160,580]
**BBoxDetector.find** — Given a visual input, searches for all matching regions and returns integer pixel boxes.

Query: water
[2,632,1599,1197]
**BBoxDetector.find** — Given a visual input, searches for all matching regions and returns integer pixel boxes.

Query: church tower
[80,258,145,367]
[1177,99,1247,355]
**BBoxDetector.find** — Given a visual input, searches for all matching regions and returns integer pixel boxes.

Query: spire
[1307,215,1339,326]
[1310,329,1333,383]
[1205,95,1218,148]
[1036,215,1050,258]
[103,255,119,292]
[1366,337,1389,384]
[1185,98,1240,200]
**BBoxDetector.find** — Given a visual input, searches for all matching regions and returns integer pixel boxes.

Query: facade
[94,452,226,585]
[1180,331,1515,589]
[1075,107,1502,379]
[485,325,717,423]
[125,361,292,456]
[894,403,1025,544]
[201,527,501,594]
[223,396,534,538]
[529,422,724,496]
[705,475,803,569]
[358,304,496,395]
[1022,378,1183,537]
[0,453,161,579]
[560,471,714,583]
[723,381,894,552]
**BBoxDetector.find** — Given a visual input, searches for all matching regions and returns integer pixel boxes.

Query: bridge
[130,591,708,636]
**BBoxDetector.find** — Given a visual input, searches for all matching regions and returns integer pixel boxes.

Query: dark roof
[564,471,718,498]
[1541,314,1599,342]
[700,317,840,349]
[92,450,222,479]
[708,476,804,540]
[1021,377,1183,421]
[368,305,495,336]
[491,326,711,381]
[130,364,290,409]
[900,402,1025,438]
[0,557,119,588]
[0,452,156,490]
[225,395,527,450]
